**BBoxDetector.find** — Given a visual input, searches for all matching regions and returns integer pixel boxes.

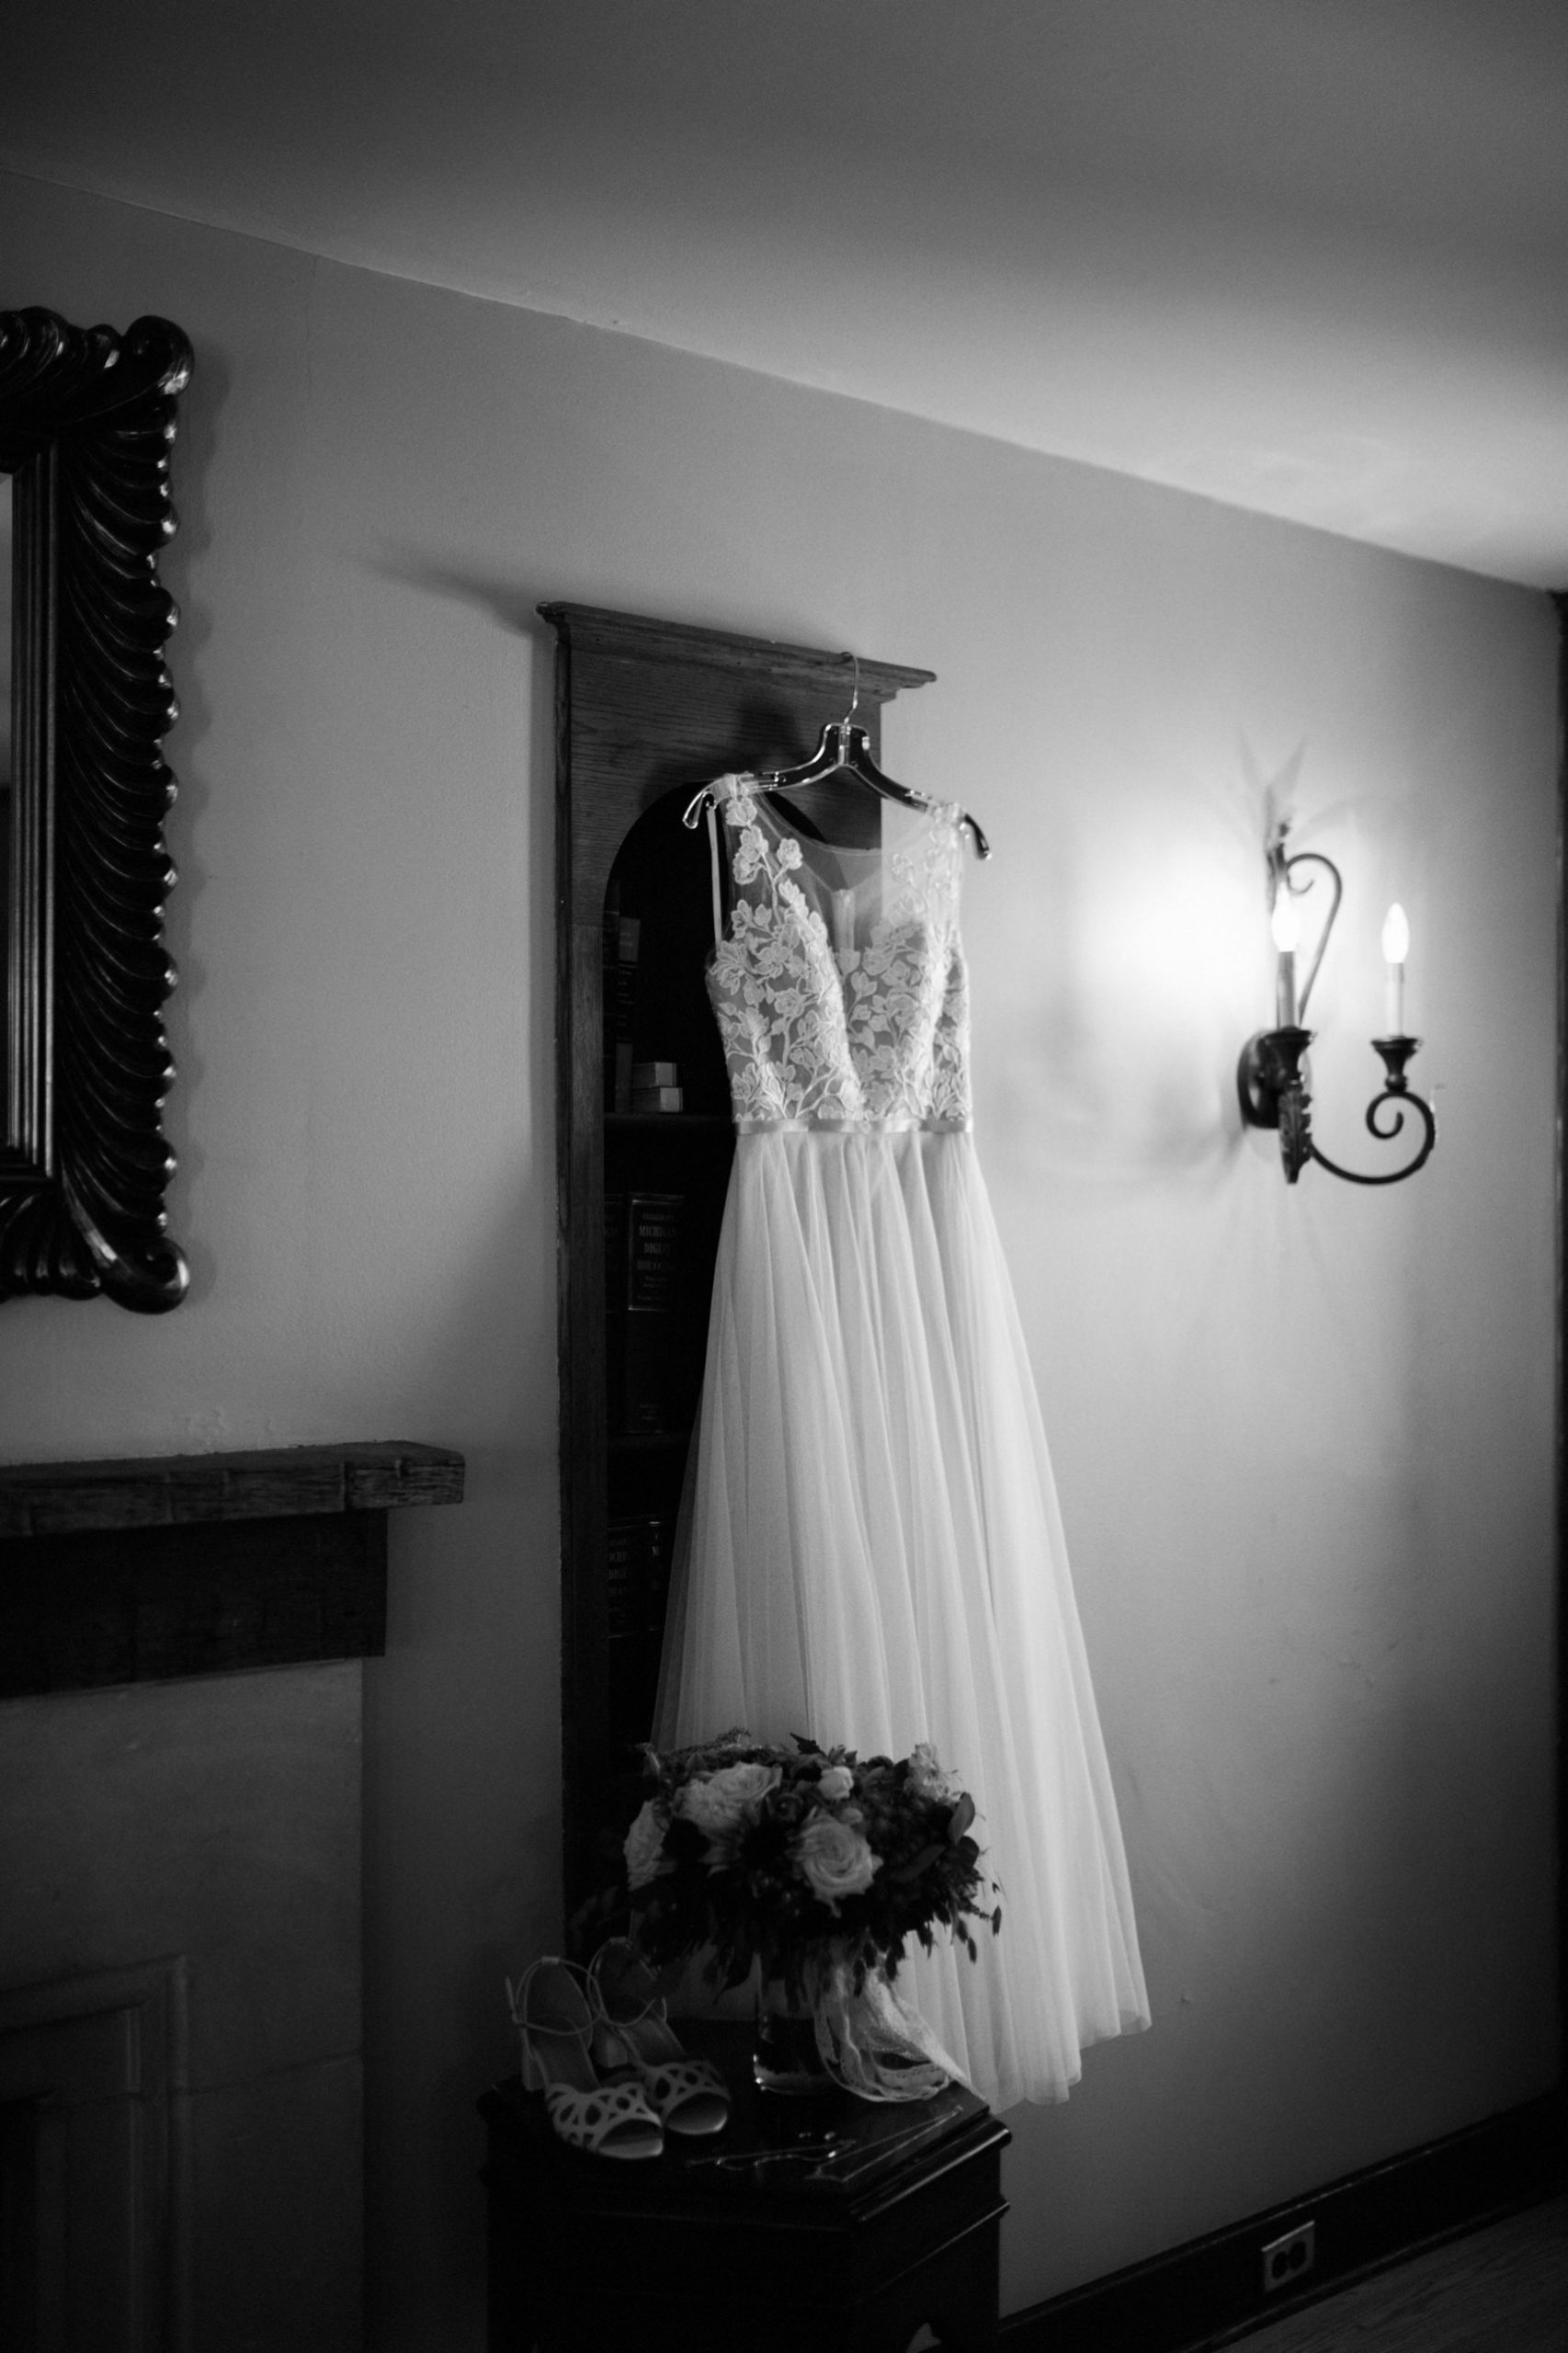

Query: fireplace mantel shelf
[0,1442,465,1699]
[0,1440,465,1539]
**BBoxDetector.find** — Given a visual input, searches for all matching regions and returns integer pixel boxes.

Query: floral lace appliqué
[709,786,971,1131]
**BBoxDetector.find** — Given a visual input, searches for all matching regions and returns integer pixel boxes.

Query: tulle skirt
[655,1127,1149,2110]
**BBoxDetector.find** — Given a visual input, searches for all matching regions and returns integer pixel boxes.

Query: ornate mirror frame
[1,309,191,1310]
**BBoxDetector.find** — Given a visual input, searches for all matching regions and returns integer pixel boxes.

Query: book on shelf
[606,1516,645,1642]
[605,1514,644,1744]
[624,1191,682,1432]
[645,1513,675,1647]
[626,1191,681,1314]
[628,1061,683,1114]
[606,1511,673,1745]
[604,1191,687,1433]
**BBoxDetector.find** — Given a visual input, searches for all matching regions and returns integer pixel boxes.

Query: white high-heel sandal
[506,1957,665,2161]
[586,1939,731,2138]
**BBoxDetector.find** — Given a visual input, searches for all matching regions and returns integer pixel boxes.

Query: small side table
[479,2020,1010,2353]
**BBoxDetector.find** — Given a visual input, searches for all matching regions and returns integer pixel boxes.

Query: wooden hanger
[681,654,992,858]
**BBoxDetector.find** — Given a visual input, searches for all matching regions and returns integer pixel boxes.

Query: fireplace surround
[0,1441,463,2352]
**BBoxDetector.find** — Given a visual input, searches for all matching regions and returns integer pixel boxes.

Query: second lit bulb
[1270,892,1302,954]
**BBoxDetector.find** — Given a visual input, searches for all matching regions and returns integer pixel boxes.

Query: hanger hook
[840,650,860,729]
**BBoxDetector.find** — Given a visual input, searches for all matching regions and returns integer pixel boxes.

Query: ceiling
[4,0,1565,586]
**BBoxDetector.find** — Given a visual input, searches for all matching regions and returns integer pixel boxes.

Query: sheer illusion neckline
[705,771,973,1133]
[727,776,957,868]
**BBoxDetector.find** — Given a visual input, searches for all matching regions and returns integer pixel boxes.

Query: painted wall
[0,172,1557,2346]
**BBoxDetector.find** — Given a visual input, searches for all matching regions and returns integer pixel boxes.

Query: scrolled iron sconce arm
[1238,1028,1437,1186]
[1238,824,1436,1187]
[1275,849,1340,1023]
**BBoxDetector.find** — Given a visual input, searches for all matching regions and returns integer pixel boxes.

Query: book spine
[625,1192,681,1314]
[606,1517,644,1642]
[622,1192,683,1430]
[645,1512,673,1648]
[604,1512,674,1746]
[605,1516,648,1744]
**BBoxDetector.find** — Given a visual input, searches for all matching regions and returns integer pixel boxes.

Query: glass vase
[751,1979,832,2097]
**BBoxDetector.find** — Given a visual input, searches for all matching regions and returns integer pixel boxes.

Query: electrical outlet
[1260,2219,1316,2294]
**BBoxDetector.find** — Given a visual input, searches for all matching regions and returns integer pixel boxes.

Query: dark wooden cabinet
[481,2021,1008,2352]
[544,605,934,1911]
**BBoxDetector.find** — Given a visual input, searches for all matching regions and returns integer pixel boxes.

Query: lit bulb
[1381,903,1409,1034]
[1270,892,1302,954]
[1270,890,1301,1025]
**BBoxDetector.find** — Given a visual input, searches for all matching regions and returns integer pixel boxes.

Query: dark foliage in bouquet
[620,1731,1002,2008]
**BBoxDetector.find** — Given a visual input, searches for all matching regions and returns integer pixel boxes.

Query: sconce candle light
[1382,902,1409,1035]
[1238,824,1436,1187]
[1272,891,1301,1026]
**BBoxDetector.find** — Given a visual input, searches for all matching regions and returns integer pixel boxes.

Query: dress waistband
[733,1117,972,1137]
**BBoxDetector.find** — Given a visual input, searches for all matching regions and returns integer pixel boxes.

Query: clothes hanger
[680,654,992,858]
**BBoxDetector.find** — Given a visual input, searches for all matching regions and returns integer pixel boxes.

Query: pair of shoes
[587,1938,730,2139]
[506,1958,664,2161]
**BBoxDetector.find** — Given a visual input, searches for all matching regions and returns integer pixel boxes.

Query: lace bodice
[707,776,972,1132]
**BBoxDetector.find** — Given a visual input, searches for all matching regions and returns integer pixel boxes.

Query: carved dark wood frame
[1,309,192,1310]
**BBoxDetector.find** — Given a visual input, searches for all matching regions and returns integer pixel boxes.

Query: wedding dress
[654,775,1149,2109]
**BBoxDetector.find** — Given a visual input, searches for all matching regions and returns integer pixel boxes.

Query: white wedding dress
[654,776,1149,2109]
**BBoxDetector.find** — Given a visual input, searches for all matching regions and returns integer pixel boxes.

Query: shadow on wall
[369,551,550,644]
[984,740,1362,1193]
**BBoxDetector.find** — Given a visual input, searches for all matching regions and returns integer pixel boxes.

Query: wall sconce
[1237,819,1436,1186]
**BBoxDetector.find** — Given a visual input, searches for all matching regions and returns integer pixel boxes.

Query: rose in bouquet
[620,1731,1001,2009]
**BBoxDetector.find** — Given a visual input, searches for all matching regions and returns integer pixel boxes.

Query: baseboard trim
[1001,2089,1565,2352]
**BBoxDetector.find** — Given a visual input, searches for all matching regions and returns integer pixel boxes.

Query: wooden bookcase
[544,604,934,1913]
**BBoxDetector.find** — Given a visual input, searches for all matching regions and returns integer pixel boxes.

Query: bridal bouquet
[621,1732,1001,2009]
